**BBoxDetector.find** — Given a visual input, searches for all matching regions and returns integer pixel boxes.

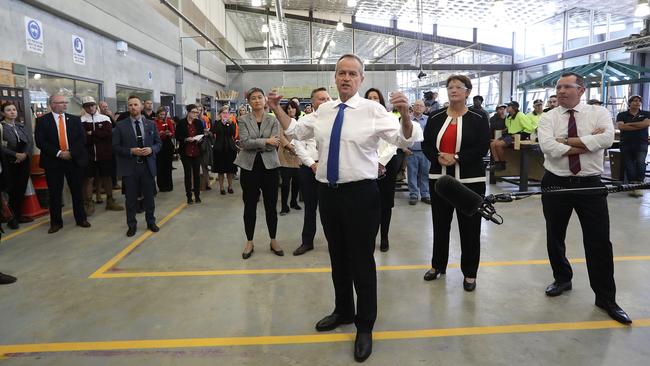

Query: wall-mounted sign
[25,17,44,54]
[72,35,85,65]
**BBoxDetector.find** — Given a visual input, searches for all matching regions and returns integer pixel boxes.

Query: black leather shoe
[290,203,302,210]
[545,281,572,297]
[48,224,63,234]
[195,197,201,203]
[379,239,389,252]
[270,244,284,256]
[595,299,632,324]
[76,221,91,228]
[315,314,354,332]
[423,268,445,281]
[126,226,137,237]
[18,216,34,223]
[279,208,290,216]
[463,278,476,292]
[187,198,193,204]
[242,247,254,260]
[147,224,160,232]
[354,332,372,362]
[7,220,19,230]
[293,245,313,256]
[0,272,17,285]
[421,197,432,204]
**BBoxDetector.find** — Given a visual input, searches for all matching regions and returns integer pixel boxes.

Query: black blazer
[34,112,89,169]
[175,118,205,158]
[112,117,161,177]
[422,107,490,183]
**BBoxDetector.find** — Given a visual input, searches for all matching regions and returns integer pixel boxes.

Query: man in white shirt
[292,87,330,256]
[268,54,423,363]
[537,72,631,325]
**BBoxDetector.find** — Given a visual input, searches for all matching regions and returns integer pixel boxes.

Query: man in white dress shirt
[537,72,631,325]
[292,87,331,256]
[268,54,423,363]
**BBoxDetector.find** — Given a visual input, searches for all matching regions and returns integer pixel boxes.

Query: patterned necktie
[567,109,581,175]
[134,120,144,148]
[58,114,68,150]
[327,103,348,186]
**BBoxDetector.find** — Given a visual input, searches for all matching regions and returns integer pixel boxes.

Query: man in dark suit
[34,94,90,233]
[112,95,161,237]
[0,147,17,284]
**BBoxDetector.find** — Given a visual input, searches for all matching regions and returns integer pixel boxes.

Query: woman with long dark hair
[421,75,490,291]
[364,88,403,252]
[1,101,33,229]
[234,88,284,259]
[278,100,301,215]
[175,104,205,204]
[154,106,175,192]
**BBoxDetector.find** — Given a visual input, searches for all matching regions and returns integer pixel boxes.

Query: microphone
[434,175,503,224]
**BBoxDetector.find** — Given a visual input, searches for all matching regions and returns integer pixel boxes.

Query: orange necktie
[58,114,68,151]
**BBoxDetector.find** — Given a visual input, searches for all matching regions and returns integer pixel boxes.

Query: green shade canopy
[517,61,650,90]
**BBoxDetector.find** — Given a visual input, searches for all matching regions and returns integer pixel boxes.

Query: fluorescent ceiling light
[635,1,650,17]
[336,20,344,31]
[439,0,448,7]
[252,0,262,7]
[261,24,269,33]
[347,0,357,7]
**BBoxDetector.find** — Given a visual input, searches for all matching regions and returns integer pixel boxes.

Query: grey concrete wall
[1,0,230,110]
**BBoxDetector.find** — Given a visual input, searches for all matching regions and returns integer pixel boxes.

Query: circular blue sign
[74,37,83,53]
[27,20,41,40]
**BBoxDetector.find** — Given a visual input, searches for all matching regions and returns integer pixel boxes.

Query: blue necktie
[327,103,348,186]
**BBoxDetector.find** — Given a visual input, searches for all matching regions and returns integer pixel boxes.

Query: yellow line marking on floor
[0,318,647,357]
[1,210,73,242]
[88,203,187,278]
[91,255,650,278]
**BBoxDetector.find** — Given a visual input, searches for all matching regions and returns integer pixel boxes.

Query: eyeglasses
[555,83,582,91]
[447,86,468,91]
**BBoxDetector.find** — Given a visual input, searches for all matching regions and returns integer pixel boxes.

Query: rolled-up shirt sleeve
[579,108,614,152]
[374,107,423,149]
[538,113,571,158]
[284,114,315,141]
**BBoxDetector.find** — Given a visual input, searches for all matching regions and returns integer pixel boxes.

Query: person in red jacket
[80,96,123,213]
[155,106,175,192]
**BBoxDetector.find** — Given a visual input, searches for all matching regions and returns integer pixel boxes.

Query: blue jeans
[621,143,648,183]
[406,150,431,199]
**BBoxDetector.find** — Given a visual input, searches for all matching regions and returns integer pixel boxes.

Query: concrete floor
[1,164,649,365]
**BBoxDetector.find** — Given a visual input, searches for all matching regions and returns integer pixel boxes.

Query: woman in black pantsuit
[234,88,284,259]
[364,88,403,252]
[1,101,34,229]
[421,75,490,291]
[175,104,205,204]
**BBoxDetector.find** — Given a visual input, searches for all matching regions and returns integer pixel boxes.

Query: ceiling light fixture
[261,23,269,33]
[438,0,448,8]
[347,0,357,7]
[336,19,344,32]
[635,0,650,17]
[252,0,262,7]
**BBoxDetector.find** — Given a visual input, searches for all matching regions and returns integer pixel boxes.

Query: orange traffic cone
[21,177,48,219]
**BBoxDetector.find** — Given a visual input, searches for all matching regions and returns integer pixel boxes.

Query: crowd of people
[0,52,647,362]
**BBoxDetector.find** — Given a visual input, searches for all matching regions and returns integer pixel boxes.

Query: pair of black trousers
[180,155,200,199]
[44,161,86,225]
[240,163,279,241]
[123,163,156,228]
[378,150,404,242]
[279,167,300,209]
[319,180,380,333]
[156,139,174,192]
[428,178,485,278]
[541,172,616,302]
[7,157,31,220]
[298,165,318,247]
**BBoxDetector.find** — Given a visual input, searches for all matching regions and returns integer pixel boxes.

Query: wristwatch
[454,153,459,161]
[564,137,569,144]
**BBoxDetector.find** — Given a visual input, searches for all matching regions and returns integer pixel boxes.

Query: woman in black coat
[421,75,490,292]
[211,106,238,194]
[175,104,205,204]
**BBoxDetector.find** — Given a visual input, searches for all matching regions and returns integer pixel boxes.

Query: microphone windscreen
[434,175,483,217]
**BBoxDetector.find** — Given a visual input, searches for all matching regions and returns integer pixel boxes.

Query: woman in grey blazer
[234,88,284,259]
[1,101,34,229]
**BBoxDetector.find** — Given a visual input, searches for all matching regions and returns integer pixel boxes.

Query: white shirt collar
[333,93,362,109]
[557,103,586,114]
